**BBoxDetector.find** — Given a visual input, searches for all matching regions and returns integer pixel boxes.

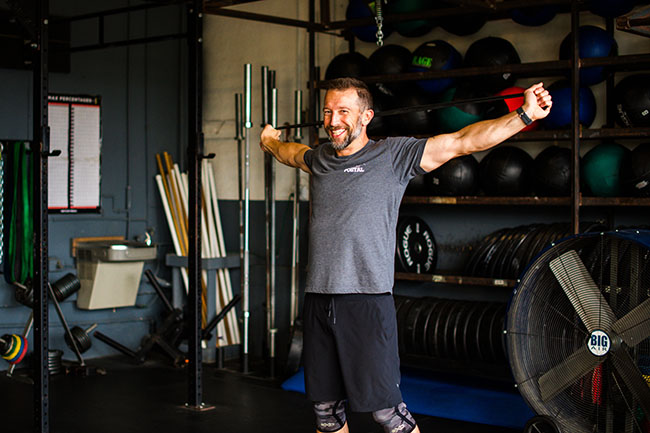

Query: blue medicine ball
[559,26,618,86]
[410,40,461,94]
[589,0,636,18]
[542,81,597,129]
[346,0,393,43]
[510,6,557,26]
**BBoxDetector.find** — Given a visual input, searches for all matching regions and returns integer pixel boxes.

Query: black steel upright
[570,0,580,235]
[308,0,317,147]
[187,0,204,408]
[32,0,50,431]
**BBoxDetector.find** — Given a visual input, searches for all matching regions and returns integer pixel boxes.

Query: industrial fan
[506,230,650,433]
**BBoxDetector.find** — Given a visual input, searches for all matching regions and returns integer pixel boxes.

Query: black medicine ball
[614,73,650,127]
[325,52,374,80]
[532,146,572,196]
[464,37,521,93]
[479,146,533,196]
[425,154,479,196]
[621,142,650,197]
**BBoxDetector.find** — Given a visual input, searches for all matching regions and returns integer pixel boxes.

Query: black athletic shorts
[302,292,403,412]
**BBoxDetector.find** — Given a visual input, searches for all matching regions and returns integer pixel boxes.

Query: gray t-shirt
[303,136,427,294]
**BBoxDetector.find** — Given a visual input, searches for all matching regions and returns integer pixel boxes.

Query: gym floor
[1,356,520,433]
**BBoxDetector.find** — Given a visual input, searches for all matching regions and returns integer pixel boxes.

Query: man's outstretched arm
[260,124,312,174]
[420,82,553,172]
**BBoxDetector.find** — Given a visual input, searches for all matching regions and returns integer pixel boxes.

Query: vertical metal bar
[242,63,252,374]
[290,90,302,327]
[186,0,203,408]
[269,87,278,377]
[308,0,317,147]
[605,18,615,128]
[261,66,269,126]
[320,0,330,27]
[32,0,50,431]
[570,0,580,235]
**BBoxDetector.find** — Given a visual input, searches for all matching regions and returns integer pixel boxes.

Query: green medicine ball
[435,86,484,133]
[582,142,630,197]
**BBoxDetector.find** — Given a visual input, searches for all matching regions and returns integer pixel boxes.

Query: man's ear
[361,109,374,127]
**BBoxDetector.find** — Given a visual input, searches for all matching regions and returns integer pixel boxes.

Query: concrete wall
[1,0,186,361]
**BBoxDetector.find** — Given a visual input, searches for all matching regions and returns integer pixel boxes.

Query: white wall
[204,2,650,199]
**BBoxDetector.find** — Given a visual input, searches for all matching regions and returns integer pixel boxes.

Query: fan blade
[610,348,650,421]
[612,297,650,348]
[538,345,603,402]
[549,250,616,332]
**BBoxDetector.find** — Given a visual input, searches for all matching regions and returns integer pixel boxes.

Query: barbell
[274,92,525,131]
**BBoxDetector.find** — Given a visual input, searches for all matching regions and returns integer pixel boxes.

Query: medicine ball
[369,44,412,92]
[410,40,461,95]
[532,146,572,196]
[582,142,630,197]
[464,37,521,93]
[479,146,533,196]
[367,87,391,137]
[325,52,374,80]
[346,0,393,43]
[425,154,479,196]
[510,6,557,26]
[406,174,428,195]
[485,86,539,131]
[385,0,435,38]
[387,84,436,136]
[436,83,485,133]
[559,26,618,86]
[542,81,597,129]
[621,142,650,197]
[614,73,650,127]
[440,13,486,36]
[588,0,635,18]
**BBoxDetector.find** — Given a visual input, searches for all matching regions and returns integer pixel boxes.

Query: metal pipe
[269,87,278,375]
[290,90,302,327]
[261,66,269,126]
[47,283,85,366]
[242,63,252,374]
[570,0,580,235]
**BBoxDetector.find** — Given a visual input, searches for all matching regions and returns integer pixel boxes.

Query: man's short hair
[323,77,374,112]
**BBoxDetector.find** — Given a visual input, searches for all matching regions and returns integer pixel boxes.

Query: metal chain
[375,0,385,47]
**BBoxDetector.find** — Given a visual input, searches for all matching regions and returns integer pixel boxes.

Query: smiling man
[260,77,551,433]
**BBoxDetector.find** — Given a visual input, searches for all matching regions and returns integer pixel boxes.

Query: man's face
[323,89,366,151]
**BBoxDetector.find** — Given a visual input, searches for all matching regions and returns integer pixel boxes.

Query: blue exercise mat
[281,368,534,429]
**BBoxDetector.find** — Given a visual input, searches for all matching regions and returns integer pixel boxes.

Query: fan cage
[506,230,650,433]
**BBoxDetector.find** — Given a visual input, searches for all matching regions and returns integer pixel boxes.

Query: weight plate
[464,229,506,276]
[461,303,481,362]
[404,298,427,355]
[429,300,454,359]
[505,224,541,278]
[423,300,446,357]
[396,298,416,353]
[451,302,471,360]
[486,304,506,363]
[442,301,463,360]
[11,338,28,365]
[413,299,437,356]
[475,229,509,277]
[475,304,495,363]
[487,228,518,277]
[395,216,438,274]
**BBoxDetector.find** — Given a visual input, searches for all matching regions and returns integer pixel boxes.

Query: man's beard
[328,117,362,151]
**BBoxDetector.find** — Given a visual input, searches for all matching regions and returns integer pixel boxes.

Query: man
[260,77,552,433]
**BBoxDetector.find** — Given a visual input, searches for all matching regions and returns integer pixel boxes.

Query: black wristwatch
[516,107,533,126]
